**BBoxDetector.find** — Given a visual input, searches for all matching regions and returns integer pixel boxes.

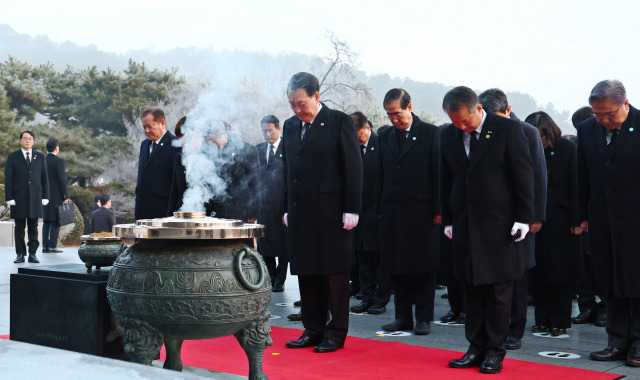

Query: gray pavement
[0,246,632,378]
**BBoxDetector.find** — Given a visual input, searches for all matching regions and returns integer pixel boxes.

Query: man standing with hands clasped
[282,72,362,353]
[5,131,50,264]
[440,87,534,374]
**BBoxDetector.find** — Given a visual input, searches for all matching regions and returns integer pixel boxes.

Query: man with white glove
[4,130,50,264]
[440,87,534,374]
[281,72,362,354]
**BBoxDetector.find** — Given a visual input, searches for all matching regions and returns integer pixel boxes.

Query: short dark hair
[141,108,166,122]
[94,195,101,203]
[442,86,479,113]
[175,116,187,138]
[383,88,411,109]
[20,131,35,140]
[525,111,562,146]
[589,80,627,106]
[350,111,369,130]
[99,194,111,206]
[260,115,280,128]
[46,138,58,153]
[287,72,320,97]
[571,106,593,129]
[478,88,509,114]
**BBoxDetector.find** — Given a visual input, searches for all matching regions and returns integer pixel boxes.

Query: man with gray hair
[578,80,640,367]
[478,88,547,350]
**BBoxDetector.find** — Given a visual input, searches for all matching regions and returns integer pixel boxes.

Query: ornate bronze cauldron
[78,235,127,273]
[107,212,272,379]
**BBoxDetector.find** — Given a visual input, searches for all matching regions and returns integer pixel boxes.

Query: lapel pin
[320,123,324,126]
[161,143,164,146]
[485,135,490,139]
[488,130,493,134]
[412,137,417,141]
[371,147,375,151]
[630,128,635,132]
[279,154,282,157]
[551,151,555,156]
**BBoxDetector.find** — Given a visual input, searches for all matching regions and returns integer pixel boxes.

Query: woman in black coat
[525,111,583,336]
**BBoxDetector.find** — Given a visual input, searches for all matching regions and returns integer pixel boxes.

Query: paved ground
[0,246,633,378]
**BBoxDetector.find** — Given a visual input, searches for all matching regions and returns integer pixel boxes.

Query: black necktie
[360,145,366,159]
[268,144,275,164]
[301,122,310,140]
[469,131,478,155]
[397,129,409,150]
[26,152,31,166]
[609,129,619,146]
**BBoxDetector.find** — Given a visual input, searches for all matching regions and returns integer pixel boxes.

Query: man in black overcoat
[282,72,362,353]
[349,113,391,316]
[91,195,116,233]
[42,139,68,253]
[478,88,548,350]
[4,131,50,263]
[256,115,288,292]
[578,80,640,366]
[135,108,180,220]
[441,87,534,374]
[376,89,441,335]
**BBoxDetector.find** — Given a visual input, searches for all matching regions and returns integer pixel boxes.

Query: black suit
[4,149,50,256]
[578,105,640,349]
[256,139,288,288]
[282,103,362,344]
[135,132,180,220]
[377,116,440,323]
[42,153,68,249]
[440,111,534,358]
[91,207,116,233]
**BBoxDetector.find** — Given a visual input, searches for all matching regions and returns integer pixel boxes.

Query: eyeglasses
[387,112,404,120]
[593,106,621,120]
[20,137,34,142]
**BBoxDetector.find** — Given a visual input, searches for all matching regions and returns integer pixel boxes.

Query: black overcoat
[43,153,68,221]
[535,138,582,285]
[440,112,534,286]
[282,104,363,275]
[256,140,286,257]
[5,149,49,219]
[354,132,380,251]
[376,116,440,274]
[135,132,180,220]
[577,105,640,297]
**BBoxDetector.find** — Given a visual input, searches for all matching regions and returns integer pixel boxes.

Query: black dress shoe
[595,312,607,327]
[480,356,503,374]
[455,313,466,324]
[272,284,284,292]
[505,336,522,350]
[314,338,343,353]
[14,254,25,263]
[382,319,413,332]
[627,346,640,367]
[350,301,371,313]
[571,309,596,324]
[441,293,449,299]
[531,325,548,333]
[50,248,63,253]
[367,305,386,315]
[42,248,50,253]
[435,284,446,290]
[293,300,302,307]
[286,334,321,349]
[440,310,460,323]
[414,322,431,335]
[287,311,302,321]
[590,346,627,361]
[28,254,40,263]
[355,292,364,300]
[550,327,566,336]
[449,352,484,368]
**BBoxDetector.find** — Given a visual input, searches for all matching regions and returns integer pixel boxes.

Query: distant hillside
[0,24,573,133]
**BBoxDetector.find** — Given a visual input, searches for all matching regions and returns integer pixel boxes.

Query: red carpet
[2,331,623,379]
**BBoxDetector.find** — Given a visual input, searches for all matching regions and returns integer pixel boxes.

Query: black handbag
[58,201,75,226]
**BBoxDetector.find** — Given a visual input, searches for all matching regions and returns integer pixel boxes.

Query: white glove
[42,199,49,206]
[444,225,453,239]
[283,213,288,227]
[7,200,15,206]
[511,222,529,242]
[342,213,359,230]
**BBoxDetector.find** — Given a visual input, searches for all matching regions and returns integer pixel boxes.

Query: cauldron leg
[121,318,164,366]
[163,337,184,371]
[233,311,273,380]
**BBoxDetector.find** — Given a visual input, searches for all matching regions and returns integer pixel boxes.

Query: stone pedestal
[10,263,126,358]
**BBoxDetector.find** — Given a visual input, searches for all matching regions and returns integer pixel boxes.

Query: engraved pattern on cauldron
[107,292,271,322]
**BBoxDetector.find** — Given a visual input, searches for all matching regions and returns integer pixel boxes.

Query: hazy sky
[2,0,638,113]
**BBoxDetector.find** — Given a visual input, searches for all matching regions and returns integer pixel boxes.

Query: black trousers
[357,249,392,306]
[15,218,39,255]
[448,284,466,315]
[390,273,435,323]
[606,294,640,349]
[262,256,288,287]
[534,283,573,329]
[575,254,599,313]
[42,215,61,250]
[298,271,350,344]
[507,273,528,339]
[464,280,514,359]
